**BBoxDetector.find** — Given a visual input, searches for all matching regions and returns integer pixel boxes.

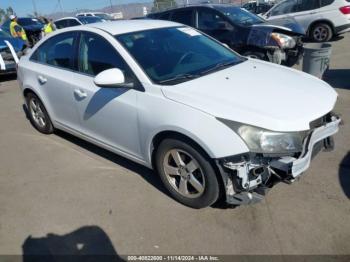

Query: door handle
[74,89,87,99]
[309,12,317,14]
[38,75,47,85]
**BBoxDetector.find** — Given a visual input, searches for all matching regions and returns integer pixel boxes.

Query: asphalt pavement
[0,35,349,256]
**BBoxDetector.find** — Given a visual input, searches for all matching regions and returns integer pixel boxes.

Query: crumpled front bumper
[217,115,341,206]
[270,116,341,178]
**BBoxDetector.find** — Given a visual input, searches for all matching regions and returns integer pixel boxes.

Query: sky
[1,0,152,16]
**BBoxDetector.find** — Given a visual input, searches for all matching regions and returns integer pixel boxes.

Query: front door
[70,31,143,159]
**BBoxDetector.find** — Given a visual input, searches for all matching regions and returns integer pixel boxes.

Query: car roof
[55,17,79,22]
[150,4,241,15]
[86,19,181,35]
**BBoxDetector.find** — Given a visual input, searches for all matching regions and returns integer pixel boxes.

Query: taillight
[340,6,350,14]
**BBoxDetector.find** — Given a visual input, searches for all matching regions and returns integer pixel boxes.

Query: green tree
[0,6,15,22]
[0,8,5,22]
[153,0,177,12]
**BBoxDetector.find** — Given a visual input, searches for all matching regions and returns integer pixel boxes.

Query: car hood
[161,60,338,132]
[252,18,306,35]
[22,24,43,32]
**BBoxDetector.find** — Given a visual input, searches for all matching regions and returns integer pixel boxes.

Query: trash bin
[302,43,332,78]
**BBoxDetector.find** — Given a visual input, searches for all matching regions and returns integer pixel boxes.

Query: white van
[264,0,350,42]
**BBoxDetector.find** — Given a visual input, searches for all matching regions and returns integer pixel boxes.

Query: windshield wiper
[199,60,240,76]
[158,73,200,85]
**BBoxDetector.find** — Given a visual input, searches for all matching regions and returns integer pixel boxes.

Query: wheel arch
[23,87,38,98]
[22,87,55,125]
[150,130,212,168]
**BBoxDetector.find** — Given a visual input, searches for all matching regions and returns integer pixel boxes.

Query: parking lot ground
[0,35,349,256]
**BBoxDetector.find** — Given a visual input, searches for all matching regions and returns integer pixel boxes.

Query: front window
[215,6,264,26]
[198,9,233,30]
[269,0,298,16]
[77,32,135,84]
[116,27,244,85]
[94,13,113,20]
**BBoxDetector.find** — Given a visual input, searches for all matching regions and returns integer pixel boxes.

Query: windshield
[78,16,103,24]
[17,18,43,26]
[216,6,265,26]
[116,27,244,85]
[95,13,113,20]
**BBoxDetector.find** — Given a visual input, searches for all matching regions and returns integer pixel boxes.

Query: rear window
[171,10,193,26]
[321,0,335,6]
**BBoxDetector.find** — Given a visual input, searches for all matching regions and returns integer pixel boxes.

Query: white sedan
[17,20,341,208]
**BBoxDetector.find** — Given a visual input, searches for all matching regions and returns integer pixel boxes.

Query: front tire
[26,93,54,134]
[155,138,220,209]
[310,23,333,42]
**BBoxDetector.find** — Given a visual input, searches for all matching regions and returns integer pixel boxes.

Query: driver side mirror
[94,68,134,88]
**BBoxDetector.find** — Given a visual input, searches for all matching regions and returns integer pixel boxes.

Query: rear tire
[310,23,333,42]
[26,93,54,134]
[155,138,220,209]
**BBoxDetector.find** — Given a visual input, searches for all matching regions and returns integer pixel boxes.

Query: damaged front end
[0,40,20,75]
[246,23,304,66]
[216,113,341,206]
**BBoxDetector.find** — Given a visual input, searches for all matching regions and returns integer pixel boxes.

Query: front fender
[138,93,250,166]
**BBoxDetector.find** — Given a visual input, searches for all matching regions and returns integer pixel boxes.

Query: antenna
[109,0,114,13]
[58,0,64,16]
[32,0,38,16]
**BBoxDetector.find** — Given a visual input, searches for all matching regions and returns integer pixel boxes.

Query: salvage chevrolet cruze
[17,20,341,208]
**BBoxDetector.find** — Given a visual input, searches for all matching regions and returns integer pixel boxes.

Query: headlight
[271,32,296,49]
[218,119,307,154]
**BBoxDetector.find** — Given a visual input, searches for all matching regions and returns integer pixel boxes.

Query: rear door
[28,31,81,130]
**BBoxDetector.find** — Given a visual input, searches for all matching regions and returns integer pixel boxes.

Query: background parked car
[0,28,25,75]
[242,1,275,14]
[264,0,350,42]
[76,12,115,21]
[148,4,305,66]
[54,16,104,29]
[2,17,44,47]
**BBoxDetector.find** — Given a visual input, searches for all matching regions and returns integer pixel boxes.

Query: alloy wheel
[163,149,205,198]
[29,98,46,128]
[313,26,329,42]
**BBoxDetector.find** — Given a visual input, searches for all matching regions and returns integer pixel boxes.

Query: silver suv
[264,0,350,42]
